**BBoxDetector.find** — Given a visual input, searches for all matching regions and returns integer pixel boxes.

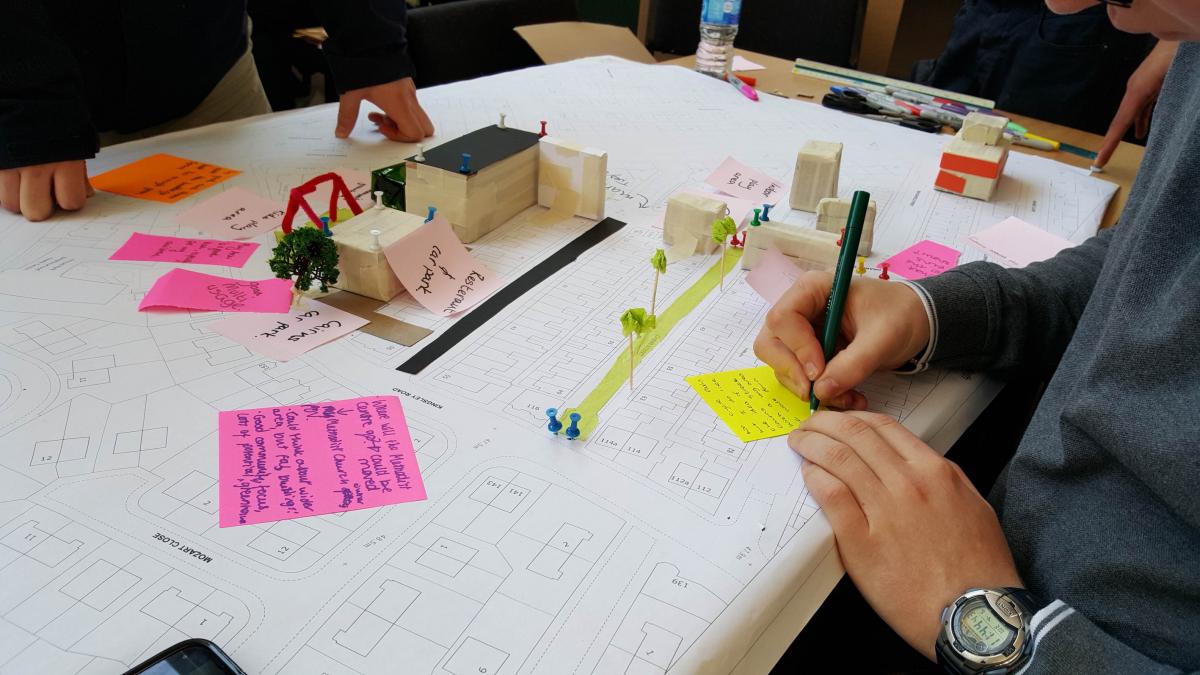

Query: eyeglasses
[1096,0,1132,7]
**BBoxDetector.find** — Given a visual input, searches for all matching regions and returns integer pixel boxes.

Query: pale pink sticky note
[679,188,758,228]
[383,214,503,316]
[218,395,426,527]
[176,187,286,239]
[883,240,961,280]
[705,157,786,206]
[746,248,802,304]
[207,300,369,361]
[732,55,765,71]
[139,268,294,313]
[110,232,258,267]
[967,217,1074,268]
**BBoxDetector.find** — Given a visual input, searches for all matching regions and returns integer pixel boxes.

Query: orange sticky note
[91,153,240,203]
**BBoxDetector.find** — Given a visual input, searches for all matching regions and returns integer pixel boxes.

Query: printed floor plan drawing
[0,58,1115,673]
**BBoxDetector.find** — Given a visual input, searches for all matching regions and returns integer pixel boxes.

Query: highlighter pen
[724,72,759,101]
[811,190,870,413]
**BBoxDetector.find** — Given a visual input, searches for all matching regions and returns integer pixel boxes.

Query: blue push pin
[425,205,437,223]
[751,208,761,227]
[564,413,582,440]
[459,153,472,174]
[320,215,332,237]
[546,407,562,434]
[761,203,772,221]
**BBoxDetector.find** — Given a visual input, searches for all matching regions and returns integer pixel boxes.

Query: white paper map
[0,58,1115,674]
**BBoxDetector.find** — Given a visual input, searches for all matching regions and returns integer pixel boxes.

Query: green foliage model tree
[711,215,737,290]
[649,248,667,315]
[269,227,341,294]
[619,308,656,391]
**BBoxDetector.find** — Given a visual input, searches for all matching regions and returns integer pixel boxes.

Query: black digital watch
[935,587,1042,674]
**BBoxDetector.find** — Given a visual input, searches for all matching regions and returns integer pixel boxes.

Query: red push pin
[539,120,548,137]
[837,227,845,247]
[879,262,890,281]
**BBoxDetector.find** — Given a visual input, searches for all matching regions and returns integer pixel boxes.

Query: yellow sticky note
[686,366,811,442]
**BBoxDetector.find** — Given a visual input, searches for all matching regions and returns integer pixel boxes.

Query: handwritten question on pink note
[883,240,961,280]
[139,268,294,313]
[383,214,503,316]
[218,396,427,527]
[208,300,368,361]
[176,187,286,240]
[704,157,785,206]
[110,232,258,267]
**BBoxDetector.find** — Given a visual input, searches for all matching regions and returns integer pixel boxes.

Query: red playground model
[280,172,364,233]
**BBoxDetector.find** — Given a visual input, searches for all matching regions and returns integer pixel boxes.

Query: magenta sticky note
[139,268,294,313]
[110,232,258,267]
[218,395,427,527]
[383,214,503,316]
[746,248,802,304]
[967,217,1074,268]
[176,187,286,239]
[208,300,369,361]
[704,157,786,206]
[883,240,962,280]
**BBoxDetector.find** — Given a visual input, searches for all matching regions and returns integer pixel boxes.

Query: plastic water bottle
[695,0,742,77]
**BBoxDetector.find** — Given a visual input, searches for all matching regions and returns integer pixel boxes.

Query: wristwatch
[935,587,1041,674]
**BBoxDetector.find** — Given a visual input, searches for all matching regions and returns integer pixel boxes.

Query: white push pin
[498,113,507,129]
[373,190,385,209]
[368,229,382,252]
[414,144,425,162]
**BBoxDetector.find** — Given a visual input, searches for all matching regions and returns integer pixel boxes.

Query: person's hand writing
[0,160,93,222]
[334,77,434,142]
[1095,40,1178,168]
[753,273,929,409]
[792,411,1023,658]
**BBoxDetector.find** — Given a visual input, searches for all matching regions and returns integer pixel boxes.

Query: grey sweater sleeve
[911,227,1115,376]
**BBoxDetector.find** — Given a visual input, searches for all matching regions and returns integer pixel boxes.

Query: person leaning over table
[756,0,1199,672]
[0,0,434,223]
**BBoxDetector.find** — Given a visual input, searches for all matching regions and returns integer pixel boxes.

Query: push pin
[564,412,581,440]
[761,204,772,222]
[414,144,425,162]
[373,190,385,209]
[856,255,866,275]
[837,227,845,247]
[320,216,332,237]
[369,229,382,252]
[751,208,761,228]
[545,407,562,434]
[879,262,890,280]
[425,206,437,223]
[539,120,548,137]
[499,113,507,129]
[459,153,472,174]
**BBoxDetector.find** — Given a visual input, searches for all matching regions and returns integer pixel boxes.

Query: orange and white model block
[934,113,1010,202]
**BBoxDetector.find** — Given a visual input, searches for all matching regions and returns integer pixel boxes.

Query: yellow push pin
[856,256,867,276]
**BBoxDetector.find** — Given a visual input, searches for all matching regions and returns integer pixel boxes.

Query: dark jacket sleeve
[911,227,1114,377]
[309,0,415,93]
[0,1,98,169]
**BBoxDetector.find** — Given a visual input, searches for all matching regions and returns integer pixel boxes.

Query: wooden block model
[663,192,727,255]
[404,125,541,243]
[741,221,840,271]
[815,196,876,256]
[935,114,1010,202]
[331,206,428,301]
[789,140,842,212]
[960,112,1007,145]
[538,136,607,220]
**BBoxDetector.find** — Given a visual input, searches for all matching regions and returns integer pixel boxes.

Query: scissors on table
[862,114,942,133]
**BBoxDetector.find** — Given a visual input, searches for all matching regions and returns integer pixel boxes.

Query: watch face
[953,598,1016,656]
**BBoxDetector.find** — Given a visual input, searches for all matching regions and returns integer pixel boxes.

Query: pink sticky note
[705,157,786,206]
[139,268,294,313]
[218,395,427,527]
[110,232,258,267]
[176,187,286,239]
[679,188,758,228]
[967,217,1074,268]
[883,240,962,280]
[208,300,369,361]
[746,249,802,304]
[384,215,503,316]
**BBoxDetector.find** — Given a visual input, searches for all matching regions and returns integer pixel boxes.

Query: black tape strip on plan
[397,217,627,374]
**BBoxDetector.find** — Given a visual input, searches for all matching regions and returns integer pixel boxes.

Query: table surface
[666,49,1144,229]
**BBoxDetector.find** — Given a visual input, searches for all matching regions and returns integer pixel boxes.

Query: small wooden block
[741,222,840,271]
[538,136,608,220]
[664,193,727,254]
[960,112,1008,146]
[935,132,1010,201]
[331,208,427,301]
[790,140,842,213]
[815,197,876,256]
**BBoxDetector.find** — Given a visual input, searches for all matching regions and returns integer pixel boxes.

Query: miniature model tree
[269,226,340,306]
[711,216,738,290]
[620,308,656,391]
[649,248,667,315]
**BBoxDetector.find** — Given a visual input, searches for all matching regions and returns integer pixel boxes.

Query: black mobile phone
[122,639,246,675]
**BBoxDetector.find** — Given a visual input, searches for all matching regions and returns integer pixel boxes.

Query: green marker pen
[811,190,870,413]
